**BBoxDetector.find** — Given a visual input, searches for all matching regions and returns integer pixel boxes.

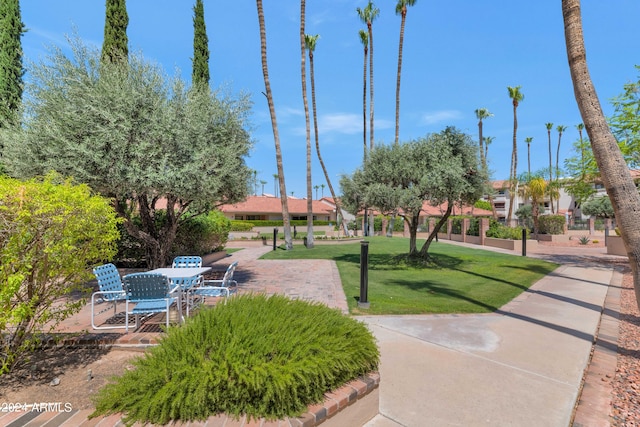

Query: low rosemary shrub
[91,294,379,425]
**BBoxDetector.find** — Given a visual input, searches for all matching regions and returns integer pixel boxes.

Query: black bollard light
[273,228,277,251]
[358,240,370,309]
[522,228,527,257]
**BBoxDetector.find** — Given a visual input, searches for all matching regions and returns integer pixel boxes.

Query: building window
[291,215,308,221]
[494,202,505,209]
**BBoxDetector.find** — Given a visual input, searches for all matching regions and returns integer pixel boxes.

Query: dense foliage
[341,127,485,257]
[230,219,331,230]
[116,210,231,267]
[171,210,231,257]
[91,294,379,424]
[538,215,566,235]
[1,38,252,268]
[486,221,527,240]
[0,173,120,374]
[609,65,640,168]
[581,195,615,219]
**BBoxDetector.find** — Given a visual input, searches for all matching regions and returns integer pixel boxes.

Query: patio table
[147,267,211,322]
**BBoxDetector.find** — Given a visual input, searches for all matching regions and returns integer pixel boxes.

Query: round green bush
[171,210,231,257]
[91,294,379,425]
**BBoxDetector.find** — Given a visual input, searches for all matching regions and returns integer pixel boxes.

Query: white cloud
[420,110,463,125]
[319,113,393,134]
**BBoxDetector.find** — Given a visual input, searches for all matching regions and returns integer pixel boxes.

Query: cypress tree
[192,0,210,88]
[101,0,129,64]
[0,0,25,126]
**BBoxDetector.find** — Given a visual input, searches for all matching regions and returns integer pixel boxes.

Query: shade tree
[341,127,485,258]
[1,38,252,268]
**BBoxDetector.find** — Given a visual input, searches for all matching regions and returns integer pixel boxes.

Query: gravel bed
[611,270,640,426]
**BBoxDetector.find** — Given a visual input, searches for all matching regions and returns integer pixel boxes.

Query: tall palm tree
[260,180,267,195]
[525,137,533,179]
[555,124,567,212]
[273,173,279,197]
[483,136,494,167]
[526,177,547,238]
[314,184,319,199]
[358,29,370,235]
[359,29,368,160]
[483,136,498,219]
[563,0,640,308]
[306,34,349,235]
[394,0,416,145]
[321,183,325,198]
[576,123,585,178]
[545,122,555,213]
[475,108,493,169]
[507,86,524,225]
[300,0,313,248]
[256,0,292,249]
[357,1,379,151]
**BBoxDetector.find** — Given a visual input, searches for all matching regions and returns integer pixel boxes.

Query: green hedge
[171,210,231,257]
[486,220,528,240]
[539,215,566,235]
[91,294,379,424]
[115,210,230,267]
[230,220,333,231]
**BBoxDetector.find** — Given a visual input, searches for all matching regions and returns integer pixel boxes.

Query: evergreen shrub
[230,220,255,231]
[91,294,379,425]
[486,220,527,240]
[538,215,565,235]
[171,210,230,257]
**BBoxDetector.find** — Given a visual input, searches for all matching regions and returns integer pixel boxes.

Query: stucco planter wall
[537,234,570,242]
[607,235,626,256]
[485,237,538,252]
[465,235,482,245]
[450,233,464,242]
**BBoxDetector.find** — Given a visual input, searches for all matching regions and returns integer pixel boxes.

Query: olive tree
[581,195,615,220]
[1,38,252,268]
[0,173,120,373]
[341,127,485,258]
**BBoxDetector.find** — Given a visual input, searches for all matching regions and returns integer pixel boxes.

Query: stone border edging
[571,267,621,426]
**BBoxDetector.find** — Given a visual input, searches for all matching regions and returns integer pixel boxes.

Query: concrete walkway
[362,243,622,427]
[7,240,623,426]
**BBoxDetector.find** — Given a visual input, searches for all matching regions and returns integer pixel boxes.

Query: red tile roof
[219,195,335,215]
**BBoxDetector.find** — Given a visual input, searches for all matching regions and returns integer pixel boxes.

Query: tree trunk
[547,129,555,213]
[368,22,374,151]
[407,213,420,256]
[563,0,640,308]
[506,104,518,225]
[300,0,313,249]
[419,204,453,258]
[257,0,292,250]
[309,49,349,236]
[363,44,367,161]
[394,7,407,145]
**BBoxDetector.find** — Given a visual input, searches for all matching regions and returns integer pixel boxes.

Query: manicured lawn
[261,237,558,315]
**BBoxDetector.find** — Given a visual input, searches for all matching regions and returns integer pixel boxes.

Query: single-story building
[219,195,338,222]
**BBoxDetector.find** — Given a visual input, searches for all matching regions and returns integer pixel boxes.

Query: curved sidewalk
[363,242,624,427]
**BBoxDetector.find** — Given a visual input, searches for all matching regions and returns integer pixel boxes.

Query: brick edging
[571,267,621,426]
[295,372,380,426]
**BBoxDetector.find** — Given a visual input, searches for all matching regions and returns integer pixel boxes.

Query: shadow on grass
[333,252,464,271]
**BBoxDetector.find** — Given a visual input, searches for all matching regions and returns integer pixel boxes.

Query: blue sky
[21,1,640,199]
